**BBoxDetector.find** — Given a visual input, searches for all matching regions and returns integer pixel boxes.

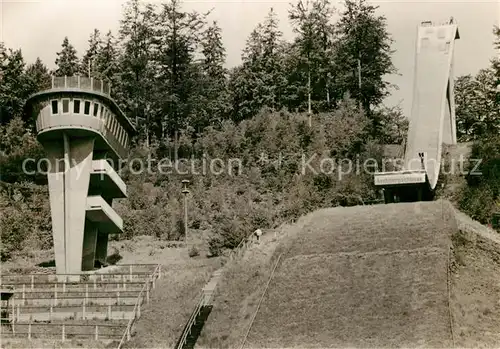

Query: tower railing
[51,76,111,96]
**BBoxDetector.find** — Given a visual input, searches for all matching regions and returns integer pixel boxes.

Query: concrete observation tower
[25,76,136,281]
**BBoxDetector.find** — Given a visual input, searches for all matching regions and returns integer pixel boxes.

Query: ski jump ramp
[374,19,460,202]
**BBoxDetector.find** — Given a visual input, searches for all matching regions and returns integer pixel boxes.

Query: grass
[196,221,304,349]
[450,212,500,347]
[122,252,221,348]
[198,200,461,348]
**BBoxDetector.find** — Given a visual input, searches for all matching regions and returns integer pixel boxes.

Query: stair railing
[174,290,205,349]
[116,264,161,349]
[174,230,262,349]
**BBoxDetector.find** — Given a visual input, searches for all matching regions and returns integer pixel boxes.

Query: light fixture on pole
[181,180,190,246]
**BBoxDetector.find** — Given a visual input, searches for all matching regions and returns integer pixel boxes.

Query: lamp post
[181,180,190,247]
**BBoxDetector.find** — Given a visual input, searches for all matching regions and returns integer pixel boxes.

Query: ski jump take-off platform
[374,19,460,203]
[25,77,136,281]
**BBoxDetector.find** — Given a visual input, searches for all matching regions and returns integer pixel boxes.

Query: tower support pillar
[44,134,95,281]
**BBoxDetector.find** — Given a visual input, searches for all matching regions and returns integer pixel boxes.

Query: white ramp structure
[374,19,460,203]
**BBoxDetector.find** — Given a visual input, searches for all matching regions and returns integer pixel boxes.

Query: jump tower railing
[374,19,460,203]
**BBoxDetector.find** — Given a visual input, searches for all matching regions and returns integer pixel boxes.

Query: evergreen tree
[119,0,158,145]
[80,29,101,77]
[54,37,79,76]
[230,24,266,121]
[95,31,121,99]
[260,8,287,110]
[334,0,396,118]
[288,0,337,117]
[25,57,51,95]
[492,26,500,103]
[154,0,207,137]
[229,9,287,121]
[193,20,230,129]
[0,48,28,125]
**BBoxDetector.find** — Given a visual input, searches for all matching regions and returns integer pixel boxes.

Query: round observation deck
[25,76,136,161]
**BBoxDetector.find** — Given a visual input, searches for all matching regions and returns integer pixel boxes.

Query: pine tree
[25,57,51,94]
[288,0,337,118]
[193,20,230,129]
[154,0,207,137]
[229,9,287,121]
[334,0,396,118]
[119,0,158,145]
[80,29,101,77]
[54,37,79,76]
[94,31,121,99]
[230,24,266,121]
[0,48,28,125]
[260,8,286,110]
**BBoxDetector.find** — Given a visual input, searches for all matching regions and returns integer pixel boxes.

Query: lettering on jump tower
[25,76,136,281]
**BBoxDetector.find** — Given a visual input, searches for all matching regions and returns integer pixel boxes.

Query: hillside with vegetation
[0,0,499,265]
[438,26,500,223]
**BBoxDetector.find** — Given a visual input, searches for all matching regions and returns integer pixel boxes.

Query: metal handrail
[227,230,258,261]
[116,265,161,349]
[174,234,257,349]
[174,291,205,349]
[51,76,112,96]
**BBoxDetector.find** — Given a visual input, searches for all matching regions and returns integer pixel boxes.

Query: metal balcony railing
[51,76,111,96]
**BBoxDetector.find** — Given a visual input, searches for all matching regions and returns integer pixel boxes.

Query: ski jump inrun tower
[374,19,460,203]
[25,76,136,281]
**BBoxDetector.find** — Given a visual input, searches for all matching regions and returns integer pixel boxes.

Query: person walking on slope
[254,228,263,242]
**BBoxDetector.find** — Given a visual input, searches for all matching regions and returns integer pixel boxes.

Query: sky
[1,0,499,117]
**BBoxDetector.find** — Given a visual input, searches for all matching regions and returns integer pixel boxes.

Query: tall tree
[0,48,28,125]
[25,57,51,95]
[455,69,499,141]
[229,24,266,122]
[154,0,207,137]
[192,20,230,130]
[288,0,336,118]
[230,9,287,121]
[54,37,79,76]
[80,29,101,77]
[259,8,287,110]
[492,26,500,103]
[119,0,158,145]
[334,0,396,118]
[94,31,121,99]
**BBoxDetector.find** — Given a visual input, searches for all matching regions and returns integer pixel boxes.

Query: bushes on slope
[458,136,500,224]
[117,101,385,255]
[1,99,393,260]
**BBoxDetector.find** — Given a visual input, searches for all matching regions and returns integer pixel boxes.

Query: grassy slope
[246,201,456,348]
[200,201,460,348]
[112,236,221,349]
[451,209,500,347]
[123,260,219,348]
[196,219,309,349]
